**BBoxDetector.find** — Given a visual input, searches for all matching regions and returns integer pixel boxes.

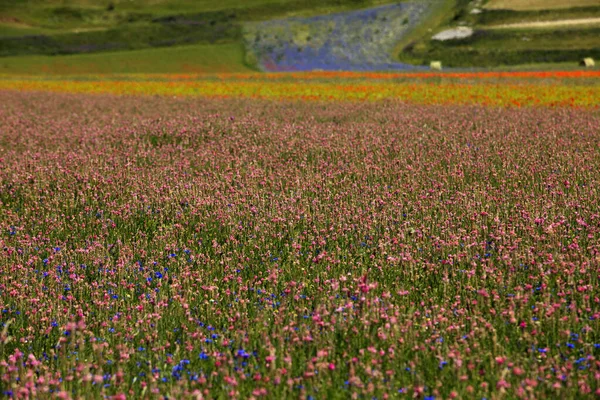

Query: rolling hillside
[0,0,598,73]
[397,0,600,68]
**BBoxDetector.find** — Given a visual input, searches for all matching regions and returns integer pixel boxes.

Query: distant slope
[1,0,599,73]
[0,42,253,74]
[0,0,404,74]
[244,2,434,71]
[395,0,600,68]
[0,1,400,55]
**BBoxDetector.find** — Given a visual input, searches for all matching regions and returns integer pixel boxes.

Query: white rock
[432,27,474,41]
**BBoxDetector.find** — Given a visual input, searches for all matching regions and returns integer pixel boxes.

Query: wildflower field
[2,70,600,107]
[1,74,600,399]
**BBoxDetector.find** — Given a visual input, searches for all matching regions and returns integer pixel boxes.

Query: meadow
[2,71,600,107]
[1,76,600,399]
[2,0,599,72]
[0,44,254,75]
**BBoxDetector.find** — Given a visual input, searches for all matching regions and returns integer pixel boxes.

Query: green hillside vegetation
[0,0,406,72]
[396,0,600,68]
[0,22,52,38]
[0,0,599,72]
[0,42,253,74]
[0,0,398,55]
[1,0,399,31]
[1,0,391,25]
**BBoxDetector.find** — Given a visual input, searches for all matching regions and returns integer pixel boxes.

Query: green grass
[1,0,395,31]
[0,22,53,37]
[0,0,402,74]
[471,6,600,27]
[0,42,255,74]
[1,0,368,17]
[397,25,600,67]
[2,0,600,72]
[0,0,398,64]
[446,26,600,51]
[0,17,242,57]
[394,0,600,69]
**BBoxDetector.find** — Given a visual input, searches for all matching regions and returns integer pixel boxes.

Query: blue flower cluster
[244,2,432,71]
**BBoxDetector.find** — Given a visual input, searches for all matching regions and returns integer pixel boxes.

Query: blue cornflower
[237,349,250,358]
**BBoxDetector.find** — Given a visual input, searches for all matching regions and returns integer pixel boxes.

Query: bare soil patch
[484,0,600,10]
[489,17,600,29]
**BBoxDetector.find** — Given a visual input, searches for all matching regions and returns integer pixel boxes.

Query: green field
[398,25,600,68]
[0,0,401,72]
[395,0,600,68]
[0,42,254,74]
[1,0,599,72]
[0,0,397,34]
